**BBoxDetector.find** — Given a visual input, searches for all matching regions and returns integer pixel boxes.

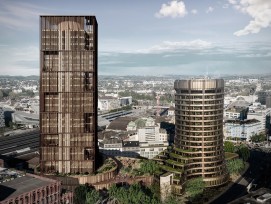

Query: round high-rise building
[174,79,228,187]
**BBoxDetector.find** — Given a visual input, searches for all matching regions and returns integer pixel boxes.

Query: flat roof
[0,175,54,201]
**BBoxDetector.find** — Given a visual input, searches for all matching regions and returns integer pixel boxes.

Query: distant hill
[0,75,39,80]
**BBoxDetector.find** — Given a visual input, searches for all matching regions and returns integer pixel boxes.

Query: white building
[224,119,262,141]
[119,96,132,106]
[247,108,271,132]
[98,96,120,111]
[140,142,168,159]
[167,106,175,116]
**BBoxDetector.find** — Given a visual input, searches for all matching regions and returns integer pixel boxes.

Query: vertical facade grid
[174,79,228,186]
[155,79,228,195]
[40,16,98,174]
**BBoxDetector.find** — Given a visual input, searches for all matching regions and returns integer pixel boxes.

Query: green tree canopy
[108,183,159,204]
[86,188,101,204]
[163,194,182,204]
[185,177,205,201]
[74,185,89,204]
[139,160,160,175]
[226,159,245,174]
[0,90,3,99]
[236,144,250,161]
[250,134,266,143]
[224,141,235,153]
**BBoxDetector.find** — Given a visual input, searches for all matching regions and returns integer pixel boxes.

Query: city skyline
[0,0,271,76]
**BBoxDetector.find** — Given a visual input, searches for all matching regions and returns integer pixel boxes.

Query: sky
[0,0,270,76]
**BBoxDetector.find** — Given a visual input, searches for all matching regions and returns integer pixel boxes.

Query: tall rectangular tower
[40,16,98,174]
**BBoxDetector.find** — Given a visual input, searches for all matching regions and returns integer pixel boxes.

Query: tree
[163,194,182,204]
[185,177,205,201]
[108,183,159,204]
[86,188,101,204]
[226,159,245,174]
[108,183,118,199]
[224,141,235,153]
[74,185,89,204]
[250,134,266,143]
[138,160,160,175]
[0,90,3,100]
[236,144,250,161]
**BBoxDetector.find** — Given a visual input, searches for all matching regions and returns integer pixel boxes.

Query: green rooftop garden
[166,159,185,167]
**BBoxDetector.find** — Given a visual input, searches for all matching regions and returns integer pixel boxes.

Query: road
[0,129,39,156]
[210,148,271,204]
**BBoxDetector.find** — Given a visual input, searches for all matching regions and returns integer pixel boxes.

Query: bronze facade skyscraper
[40,16,98,174]
[156,79,228,195]
[174,79,228,186]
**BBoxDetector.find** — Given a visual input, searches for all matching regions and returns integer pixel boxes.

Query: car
[256,193,271,203]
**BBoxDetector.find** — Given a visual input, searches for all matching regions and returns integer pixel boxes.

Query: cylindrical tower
[174,79,228,187]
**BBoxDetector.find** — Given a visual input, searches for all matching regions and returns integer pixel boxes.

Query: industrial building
[40,16,98,174]
[0,168,73,204]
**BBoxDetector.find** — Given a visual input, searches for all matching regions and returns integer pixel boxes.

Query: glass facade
[40,16,98,174]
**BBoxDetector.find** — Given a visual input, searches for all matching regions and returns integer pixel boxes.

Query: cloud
[0,1,50,29]
[228,0,237,4]
[0,45,39,75]
[238,52,271,58]
[223,4,229,9]
[228,0,271,36]
[155,0,187,18]
[206,6,214,13]
[191,9,198,14]
[135,39,213,54]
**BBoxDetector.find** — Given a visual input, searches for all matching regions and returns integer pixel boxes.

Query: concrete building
[0,168,73,204]
[224,119,262,141]
[248,108,271,132]
[98,96,120,111]
[155,79,228,195]
[119,96,132,106]
[140,142,168,159]
[258,91,271,107]
[224,107,248,120]
[266,95,271,108]
[12,111,39,128]
[227,97,250,109]
[40,16,98,174]
[167,106,175,116]
[99,140,140,158]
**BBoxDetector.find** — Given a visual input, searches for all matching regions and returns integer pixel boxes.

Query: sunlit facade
[40,16,98,174]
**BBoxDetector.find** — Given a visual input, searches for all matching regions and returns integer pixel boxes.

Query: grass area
[159,164,183,174]
[174,147,196,153]
[166,159,185,167]
[96,158,117,174]
[169,152,189,160]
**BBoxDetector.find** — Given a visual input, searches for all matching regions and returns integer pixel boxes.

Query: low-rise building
[0,168,72,204]
[167,106,175,116]
[224,119,262,141]
[98,96,120,111]
[140,142,168,159]
[224,107,248,120]
[247,108,271,132]
[119,96,132,106]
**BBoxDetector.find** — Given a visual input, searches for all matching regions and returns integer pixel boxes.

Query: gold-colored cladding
[40,16,98,175]
[174,79,228,187]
